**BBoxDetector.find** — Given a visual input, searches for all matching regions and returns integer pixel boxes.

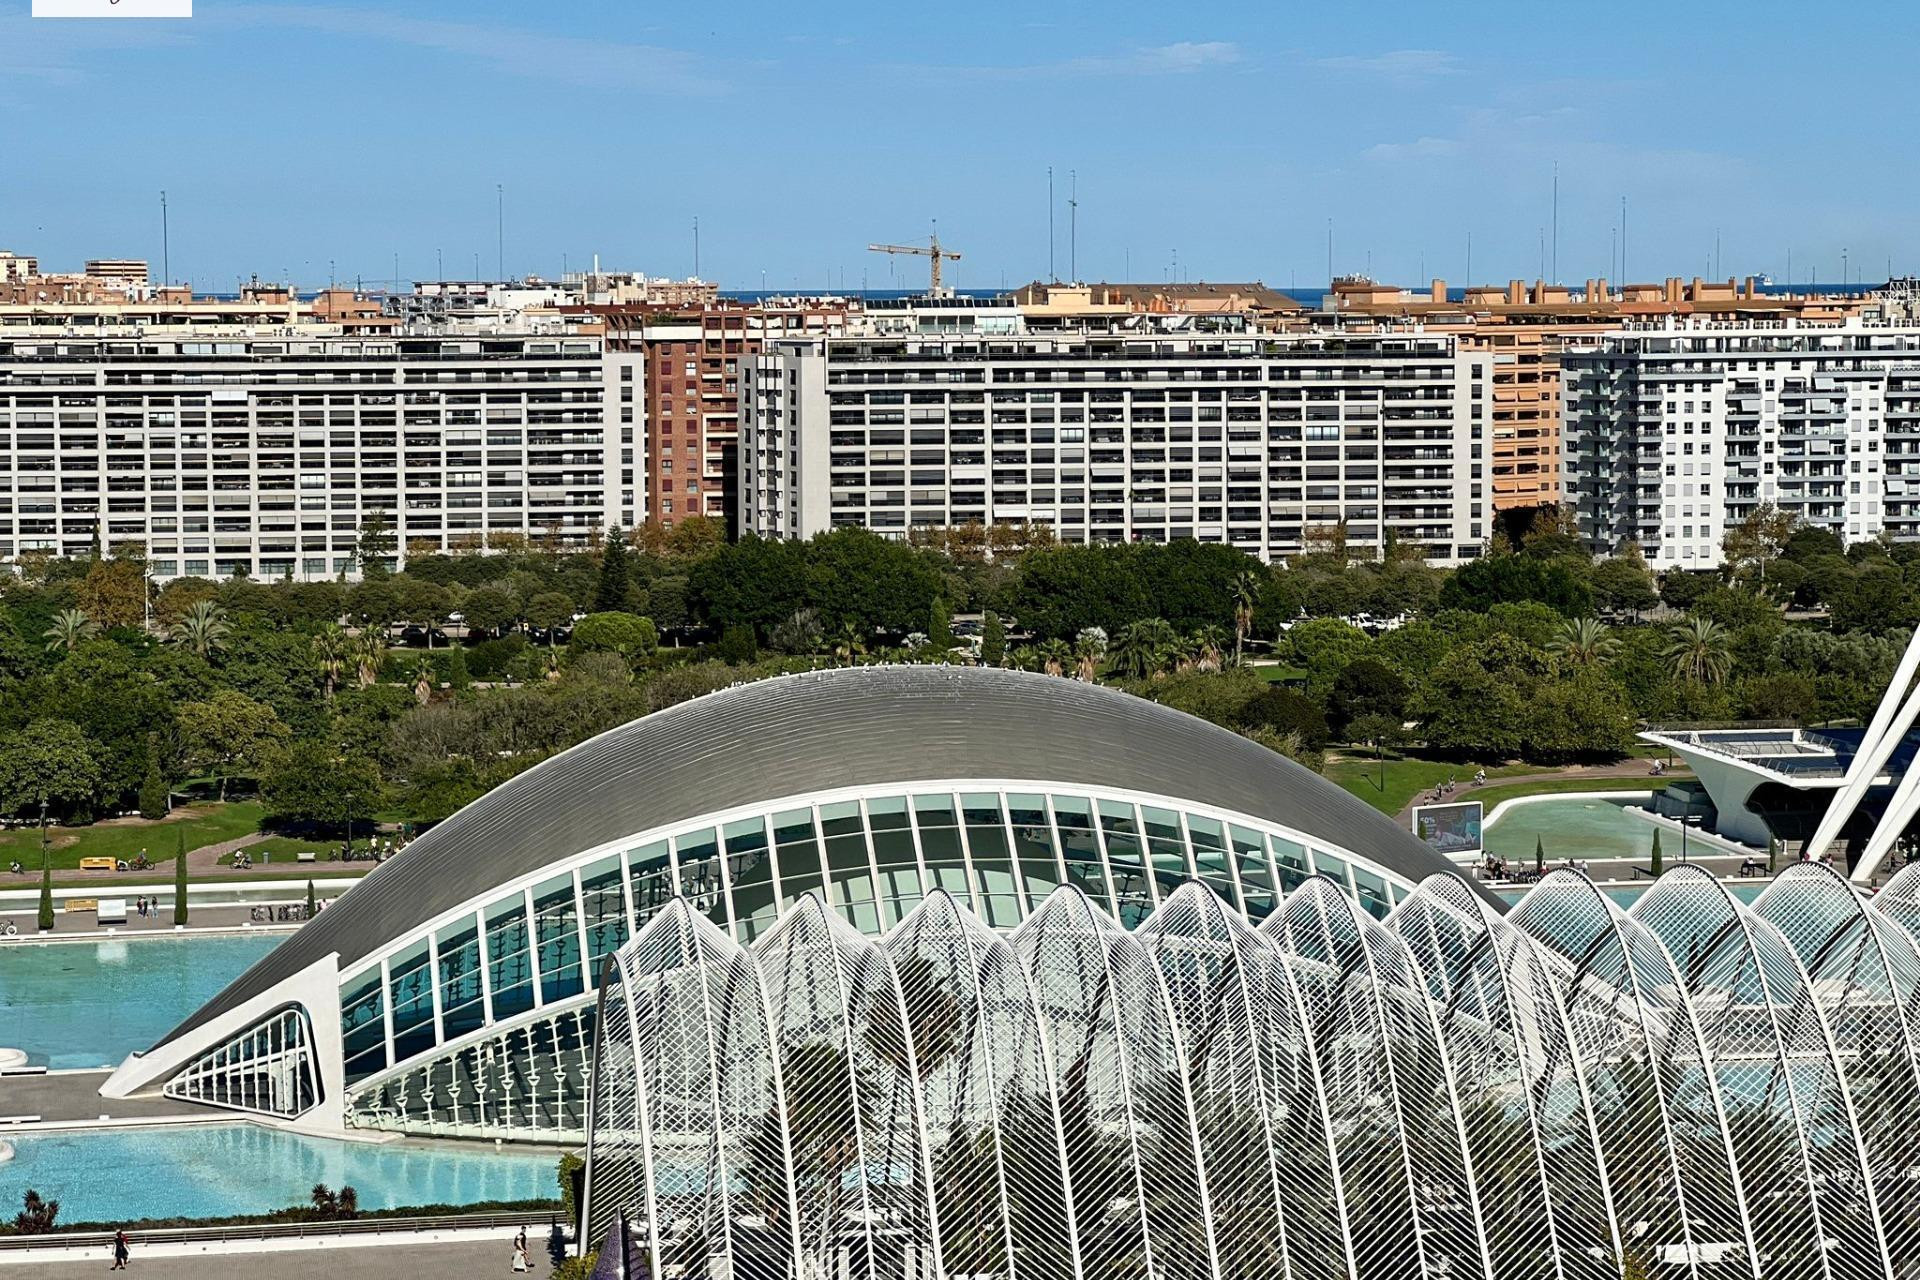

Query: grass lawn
[1473,775,1668,813]
[0,801,265,872]
[1249,663,1310,684]
[1327,753,1534,816]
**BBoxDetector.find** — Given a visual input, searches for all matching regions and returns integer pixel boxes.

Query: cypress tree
[306,879,318,921]
[1651,829,1664,877]
[1534,834,1546,874]
[173,825,188,926]
[929,597,953,654]
[446,642,471,693]
[138,746,168,821]
[36,849,53,933]
[1767,834,1780,873]
[982,609,1006,666]
[593,527,631,613]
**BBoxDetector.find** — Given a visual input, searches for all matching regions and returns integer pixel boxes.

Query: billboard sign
[1412,800,1484,862]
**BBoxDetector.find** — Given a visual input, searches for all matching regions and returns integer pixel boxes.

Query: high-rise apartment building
[0,252,37,283]
[598,301,849,534]
[1562,319,1920,567]
[0,327,614,579]
[740,309,1490,564]
[1329,276,1869,514]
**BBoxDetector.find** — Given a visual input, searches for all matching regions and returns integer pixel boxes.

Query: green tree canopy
[177,690,292,799]
[569,611,660,662]
[260,740,383,830]
[0,719,104,818]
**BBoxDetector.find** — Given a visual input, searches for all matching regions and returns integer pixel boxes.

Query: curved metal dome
[166,664,1474,1044]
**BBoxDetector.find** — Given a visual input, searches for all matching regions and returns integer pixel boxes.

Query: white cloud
[927,40,1243,81]
[1363,136,1461,163]
[1317,49,1461,79]
[220,3,728,96]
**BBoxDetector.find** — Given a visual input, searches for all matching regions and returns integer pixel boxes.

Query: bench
[62,898,98,911]
[95,898,128,924]
[77,857,118,872]
[295,849,319,862]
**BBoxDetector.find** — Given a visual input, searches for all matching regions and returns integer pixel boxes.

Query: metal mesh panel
[1634,866,1887,1280]
[1391,874,1621,1280]
[585,866,1920,1280]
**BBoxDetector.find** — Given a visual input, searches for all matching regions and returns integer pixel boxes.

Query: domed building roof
[167,665,1472,1044]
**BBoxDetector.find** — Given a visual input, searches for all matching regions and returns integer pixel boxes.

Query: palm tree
[1191,624,1228,672]
[831,622,866,667]
[1038,637,1072,677]
[312,623,351,699]
[1230,567,1261,665]
[1550,616,1620,668]
[1662,616,1733,686]
[1111,618,1176,681]
[354,630,388,689]
[1073,626,1108,682]
[1007,644,1041,672]
[42,608,96,654]
[410,654,436,706]
[168,599,231,660]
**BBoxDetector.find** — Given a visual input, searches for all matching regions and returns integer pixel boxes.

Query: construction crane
[867,233,961,298]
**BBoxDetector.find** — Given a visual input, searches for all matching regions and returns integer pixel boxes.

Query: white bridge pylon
[1806,625,1920,883]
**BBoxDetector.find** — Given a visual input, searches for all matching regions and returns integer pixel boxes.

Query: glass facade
[584,861,1920,1280]
[336,786,1411,1101]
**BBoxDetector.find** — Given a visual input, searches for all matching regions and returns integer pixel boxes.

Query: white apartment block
[739,326,1490,564]
[1563,321,1920,567]
[0,329,620,580]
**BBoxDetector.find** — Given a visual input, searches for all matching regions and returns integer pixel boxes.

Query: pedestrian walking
[111,1227,130,1269]
[511,1228,530,1272]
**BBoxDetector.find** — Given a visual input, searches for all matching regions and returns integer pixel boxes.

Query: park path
[12,830,325,889]
[1389,758,1680,826]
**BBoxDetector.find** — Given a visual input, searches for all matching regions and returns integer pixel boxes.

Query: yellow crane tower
[867,232,961,297]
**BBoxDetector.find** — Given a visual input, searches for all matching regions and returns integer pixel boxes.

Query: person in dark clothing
[111,1228,130,1269]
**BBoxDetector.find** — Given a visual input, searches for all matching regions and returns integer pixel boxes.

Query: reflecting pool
[1483,793,1664,865]
[0,934,282,1068]
[0,1124,560,1224]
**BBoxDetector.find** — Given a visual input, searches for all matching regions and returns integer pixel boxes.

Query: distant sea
[721,282,1880,308]
[191,281,1880,307]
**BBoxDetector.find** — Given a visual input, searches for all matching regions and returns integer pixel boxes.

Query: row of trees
[3,499,1916,841]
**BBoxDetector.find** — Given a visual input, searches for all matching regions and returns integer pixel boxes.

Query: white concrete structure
[741,320,1490,564]
[1650,623,1920,881]
[1640,725,1867,848]
[0,327,618,578]
[1563,319,1920,566]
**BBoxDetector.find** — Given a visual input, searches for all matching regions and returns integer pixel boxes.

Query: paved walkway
[16,1238,545,1276]
[1389,759,1686,825]
[0,1068,225,1126]
[0,902,305,937]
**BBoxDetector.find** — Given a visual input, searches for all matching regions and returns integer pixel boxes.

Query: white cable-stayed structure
[585,863,1920,1280]
[1804,627,1920,881]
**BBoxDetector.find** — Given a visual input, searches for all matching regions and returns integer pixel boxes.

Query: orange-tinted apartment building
[1326,276,1867,510]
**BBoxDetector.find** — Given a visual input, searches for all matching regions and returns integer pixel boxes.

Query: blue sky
[2,1,1914,294]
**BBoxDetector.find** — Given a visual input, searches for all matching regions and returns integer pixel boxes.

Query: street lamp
[342,790,356,860]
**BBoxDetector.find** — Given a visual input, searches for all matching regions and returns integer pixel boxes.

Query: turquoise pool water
[0,1124,560,1224]
[1483,794,1663,865]
[0,934,282,1068]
